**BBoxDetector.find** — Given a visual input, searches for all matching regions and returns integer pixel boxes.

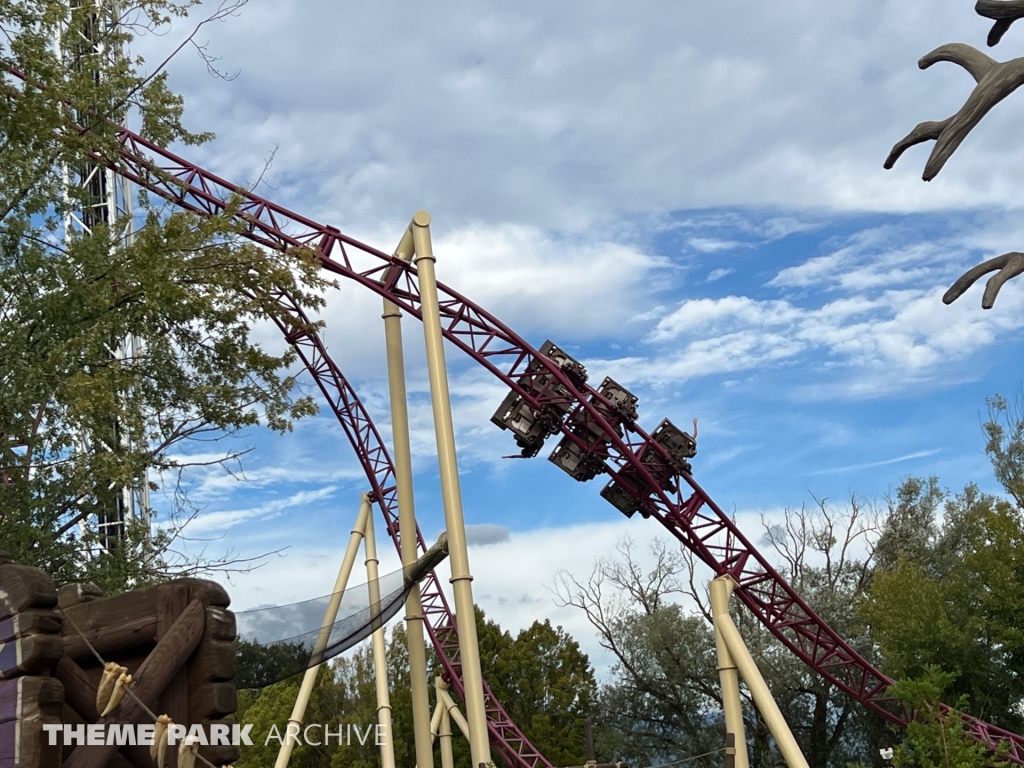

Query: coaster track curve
[75,120,1024,764]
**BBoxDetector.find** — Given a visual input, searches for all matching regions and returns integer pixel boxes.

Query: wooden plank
[60,586,159,638]
[62,597,205,768]
[62,617,157,663]
[0,566,57,622]
[56,584,103,611]
[0,634,65,679]
[188,682,237,721]
[0,611,62,644]
[157,584,189,768]
[204,607,235,642]
[0,677,64,725]
[187,638,236,689]
[0,712,63,768]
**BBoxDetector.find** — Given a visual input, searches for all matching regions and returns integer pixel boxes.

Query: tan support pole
[436,679,472,741]
[276,494,371,768]
[365,510,397,768]
[709,577,749,768]
[411,209,492,767]
[430,699,444,742]
[711,576,809,768]
[436,676,455,768]
[382,236,433,768]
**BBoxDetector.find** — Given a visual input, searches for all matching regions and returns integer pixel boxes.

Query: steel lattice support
[267,289,551,768]
[52,1,152,552]
[40,106,1024,762]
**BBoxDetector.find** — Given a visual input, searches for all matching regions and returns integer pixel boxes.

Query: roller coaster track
[76,123,1024,763]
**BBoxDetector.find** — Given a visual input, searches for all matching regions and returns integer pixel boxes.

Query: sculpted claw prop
[943,251,1024,308]
[884,8,1024,308]
[883,43,1024,181]
[977,0,1024,47]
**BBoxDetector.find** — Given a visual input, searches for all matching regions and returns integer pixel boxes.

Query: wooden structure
[0,552,238,768]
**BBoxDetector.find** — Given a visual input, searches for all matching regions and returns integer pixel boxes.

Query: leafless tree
[553,496,883,768]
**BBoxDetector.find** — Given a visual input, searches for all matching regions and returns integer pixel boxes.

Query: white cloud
[207,506,839,679]
[131,0,1024,232]
[465,523,511,545]
[618,285,1024,394]
[690,238,740,254]
[810,448,943,476]
[183,485,340,534]
[706,267,735,282]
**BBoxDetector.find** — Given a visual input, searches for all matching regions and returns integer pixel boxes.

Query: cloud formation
[144,0,1024,234]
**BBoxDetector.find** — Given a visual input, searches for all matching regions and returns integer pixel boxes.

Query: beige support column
[436,679,472,740]
[436,676,455,768]
[430,699,444,743]
[275,494,371,768]
[411,209,492,767]
[711,576,809,768]
[382,242,434,768]
[365,510,397,768]
[709,577,749,768]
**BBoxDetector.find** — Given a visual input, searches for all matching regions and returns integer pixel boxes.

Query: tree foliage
[556,501,887,768]
[234,610,597,768]
[0,0,331,591]
[861,481,1024,733]
[888,668,1009,768]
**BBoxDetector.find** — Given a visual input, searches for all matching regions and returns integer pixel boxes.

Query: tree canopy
[0,0,330,592]
[234,610,597,768]
[556,390,1024,768]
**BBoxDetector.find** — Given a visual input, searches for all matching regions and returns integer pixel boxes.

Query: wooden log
[204,608,235,642]
[62,597,206,768]
[197,719,240,766]
[0,676,64,724]
[187,638,236,690]
[53,657,152,768]
[61,586,159,637]
[56,584,103,611]
[178,580,230,609]
[0,610,62,644]
[62,616,157,663]
[53,657,98,724]
[0,633,65,678]
[0,712,63,768]
[0,565,57,621]
[156,584,189,768]
[188,682,237,721]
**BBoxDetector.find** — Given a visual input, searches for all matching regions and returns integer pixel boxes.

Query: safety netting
[234,567,409,689]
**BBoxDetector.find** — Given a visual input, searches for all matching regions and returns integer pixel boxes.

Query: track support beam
[383,232,434,768]
[275,494,371,768]
[711,576,808,768]
[411,210,492,768]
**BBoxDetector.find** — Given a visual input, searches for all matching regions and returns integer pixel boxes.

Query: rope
[59,606,221,768]
[640,747,728,768]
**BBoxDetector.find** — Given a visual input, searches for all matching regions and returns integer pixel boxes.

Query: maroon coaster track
[79,124,1024,764]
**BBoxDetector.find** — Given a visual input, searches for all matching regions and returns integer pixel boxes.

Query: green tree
[888,667,1008,768]
[235,612,596,768]
[557,501,886,768]
[0,0,330,592]
[860,482,1024,733]
[474,610,597,767]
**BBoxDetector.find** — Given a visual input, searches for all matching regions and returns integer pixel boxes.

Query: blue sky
[136,0,1024,671]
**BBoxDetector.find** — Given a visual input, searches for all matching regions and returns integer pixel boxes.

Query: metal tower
[55,0,151,552]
